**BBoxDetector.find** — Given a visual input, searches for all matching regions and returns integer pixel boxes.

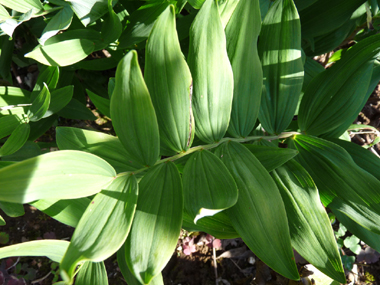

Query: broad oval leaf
[271,160,345,283]
[187,0,234,143]
[125,162,183,284]
[60,175,138,282]
[291,135,380,234]
[258,0,304,135]
[183,150,238,223]
[28,83,50,122]
[110,50,160,167]
[145,5,193,155]
[56,127,144,173]
[0,0,43,13]
[0,240,69,263]
[75,261,108,285]
[214,141,299,280]
[0,123,30,157]
[298,34,380,137]
[25,39,95,67]
[226,0,263,138]
[0,150,116,203]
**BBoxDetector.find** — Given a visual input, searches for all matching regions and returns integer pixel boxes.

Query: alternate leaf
[56,127,144,173]
[187,0,234,143]
[214,141,299,280]
[145,5,193,155]
[291,135,380,234]
[110,50,160,167]
[298,34,380,137]
[0,150,116,203]
[27,83,50,122]
[226,0,262,138]
[271,160,345,283]
[0,240,69,263]
[125,162,183,284]
[0,123,30,157]
[60,175,138,282]
[25,39,95,67]
[40,5,73,45]
[183,150,238,223]
[258,0,304,135]
[75,261,108,285]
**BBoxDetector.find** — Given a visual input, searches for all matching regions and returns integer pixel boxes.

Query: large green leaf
[291,135,380,234]
[258,0,304,135]
[75,261,108,285]
[226,0,262,138]
[0,240,69,263]
[25,39,95,67]
[60,175,138,282]
[66,0,108,26]
[56,127,144,173]
[183,150,238,223]
[0,150,116,203]
[0,0,43,13]
[30,197,90,228]
[244,144,298,172]
[27,83,50,122]
[124,162,183,284]
[298,34,380,137]
[0,123,30,157]
[40,5,73,45]
[110,50,160,167]
[187,0,234,143]
[218,0,239,28]
[214,141,299,280]
[271,160,345,283]
[145,5,193,155]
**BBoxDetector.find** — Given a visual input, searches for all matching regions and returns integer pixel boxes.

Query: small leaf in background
[145,5,193,155]
[258,0,304,135]
[187,0,234,143]
[124,162,183,285]
[344,236,361,254]
[40,5,73,45]
[0,232,9,244]
[0,123,30,157]
[86,89,110,118]
[226,0,263,138]
[110,50,160,167]
[182,150,238,223]
[25,39,95,67]
[342,255,355,271]
[335,223,347,238]
[27,83,50,122]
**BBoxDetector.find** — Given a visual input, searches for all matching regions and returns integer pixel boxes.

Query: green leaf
[343,236,360,249]
[271,160,345,283]
[0,240,69,263]
[124,162,183,284]
[110,50,160,167]
[0,87,31,116]
[57,98,96,120]
[25,39,95,67]
[183,150,238,223]
[214,141,299,280]
[86,89,110,118]
[56,127,144,173]
[0,201,25,217]
[258,0,304,135]
[226,0,262,138]
[0,0,43,14]
[43,85,73,118]
[0,215,5,226]
[0,150,116,203]
[298,34,380,137]
[291,135,380,234]
[187,0,234,143]
[66,0,108,26]
[0,9,33,37]
[244,144,298,172]
[188,0,204,9]
[100,0,122,45]
[0,115,22,139]
[60,175,138,282]
[218,0,240,29]
[1,141,40,162]
[0,123,30,157]
[0,36,14,83]
[40,5,73,45]
[31,66,59,100]
[117,243,164,285]
[27,83,50,122]
[75,261,108,285]
[302,57,324,92]
[145,5,193,155]
[30,197,90,228]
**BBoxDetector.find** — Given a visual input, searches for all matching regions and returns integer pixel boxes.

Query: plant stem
[117,131,299,177]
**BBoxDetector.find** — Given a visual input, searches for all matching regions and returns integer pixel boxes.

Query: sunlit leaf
[0,123,30,157]
[40,5,73,45]
[27,83,50,122]
[75,261,108,285]
[66,0,108,26]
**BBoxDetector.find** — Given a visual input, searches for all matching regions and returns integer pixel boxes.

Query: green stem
[117,131,299,177]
